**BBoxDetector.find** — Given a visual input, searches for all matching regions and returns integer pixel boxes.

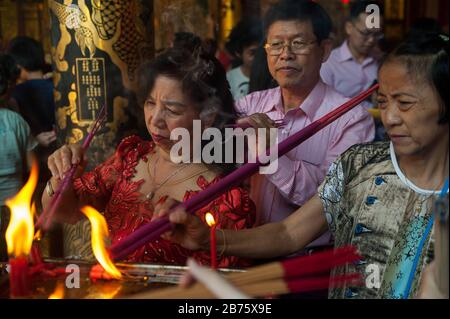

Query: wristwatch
[46,180,55,197]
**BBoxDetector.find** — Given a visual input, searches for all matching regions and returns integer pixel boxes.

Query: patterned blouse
[73,136,256,267]
[318,141,446,299]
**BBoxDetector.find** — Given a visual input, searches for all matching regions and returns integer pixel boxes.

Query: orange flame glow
[5,160,38,257]
[205,213,216,227]
[81,206,122,280]
[48,282,65,299]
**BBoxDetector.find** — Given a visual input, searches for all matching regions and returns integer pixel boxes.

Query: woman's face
[144,75,201,153]
[378,61,448,158]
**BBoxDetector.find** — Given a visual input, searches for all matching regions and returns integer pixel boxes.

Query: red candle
[205,213,217,269]
[9,257,31,298]
[210,225,217,269]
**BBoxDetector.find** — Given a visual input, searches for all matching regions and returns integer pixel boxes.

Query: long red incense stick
[110,85,379,260]
[36,105,107,231]
[282,246,361,279]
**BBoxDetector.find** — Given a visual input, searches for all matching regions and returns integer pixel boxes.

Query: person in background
[225,18,263,100]
[7,36,57,201]
[320,1,384,104]
[248,44,277,94]
[0,53,37,261]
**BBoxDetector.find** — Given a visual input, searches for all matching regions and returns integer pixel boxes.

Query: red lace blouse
[73,136,256,267]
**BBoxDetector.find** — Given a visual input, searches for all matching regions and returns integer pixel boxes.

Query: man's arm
[266,108,375,206]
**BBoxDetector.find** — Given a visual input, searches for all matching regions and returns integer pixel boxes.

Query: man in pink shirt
[320,1,384,102]
[235,0,375,246]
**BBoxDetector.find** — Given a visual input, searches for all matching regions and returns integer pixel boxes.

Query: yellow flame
[205,212,216,227]
[34,229,42,241]
[81,206,122,280]
[48,282,65,299]
[5,160,38,257]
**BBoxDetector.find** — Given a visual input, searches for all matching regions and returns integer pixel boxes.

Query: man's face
[346,13,383,57]
[265,20,331,90]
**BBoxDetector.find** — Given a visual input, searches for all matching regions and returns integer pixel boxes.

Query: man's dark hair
[225,18,263,57]
[349,1,384,22]
[7,36,45,72]
[380,33,449,124]
[263,0,332,44]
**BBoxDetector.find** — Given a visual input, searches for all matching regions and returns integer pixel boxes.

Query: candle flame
[5,160,38,257]
[81,206,122,279]
[48,282,65,299]
[205,212,216,227]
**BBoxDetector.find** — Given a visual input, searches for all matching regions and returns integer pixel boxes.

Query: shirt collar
[338,41,354,62]
[338,41,375,66]
[267,81,326,120]
[297,80,326,120]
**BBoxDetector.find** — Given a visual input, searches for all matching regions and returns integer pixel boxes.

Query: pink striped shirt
[235,80,375,232]
[320,41,379,102]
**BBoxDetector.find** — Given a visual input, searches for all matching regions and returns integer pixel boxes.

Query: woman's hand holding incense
[154,197,210,251]
[48,144,87,180]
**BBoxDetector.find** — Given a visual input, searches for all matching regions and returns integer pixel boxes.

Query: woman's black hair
[0,54,20,96]
[249,44,277,94]
[380,33,449,124]
[7,36,46,72]
[225,18,263,59]
[138,35,238,174]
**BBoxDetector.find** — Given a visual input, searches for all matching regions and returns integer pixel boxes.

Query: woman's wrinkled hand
[47,144,87,180]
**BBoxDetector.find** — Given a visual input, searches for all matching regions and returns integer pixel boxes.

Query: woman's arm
[160,195,329,260]
[215,195,328,259]
[40,144,86,224]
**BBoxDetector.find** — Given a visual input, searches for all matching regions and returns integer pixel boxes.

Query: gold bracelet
[218,228,227,257]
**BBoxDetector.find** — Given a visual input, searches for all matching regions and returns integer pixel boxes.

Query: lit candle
[205,213,217,269]
[9,256,31,297]
[5,160,39,298]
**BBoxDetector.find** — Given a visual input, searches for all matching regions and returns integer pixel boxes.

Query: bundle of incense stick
[36,105,107,232]
[131,246,363,299]
[109,85,379,261]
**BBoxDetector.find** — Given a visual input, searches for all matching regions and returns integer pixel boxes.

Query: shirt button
[375,177,385,185]
[353,258,367,266]
[355,223,372,236]
[345,288,359,298]
[366,196,377,205]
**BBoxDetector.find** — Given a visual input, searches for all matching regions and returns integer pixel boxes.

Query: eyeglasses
[352,23,384,41]
[264,38,317,56]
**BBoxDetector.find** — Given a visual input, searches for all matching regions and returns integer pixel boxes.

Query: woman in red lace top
[41,35,256,267]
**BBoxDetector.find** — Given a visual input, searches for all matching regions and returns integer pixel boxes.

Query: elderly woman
[157,33,449,299]
[41,38,256,267]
